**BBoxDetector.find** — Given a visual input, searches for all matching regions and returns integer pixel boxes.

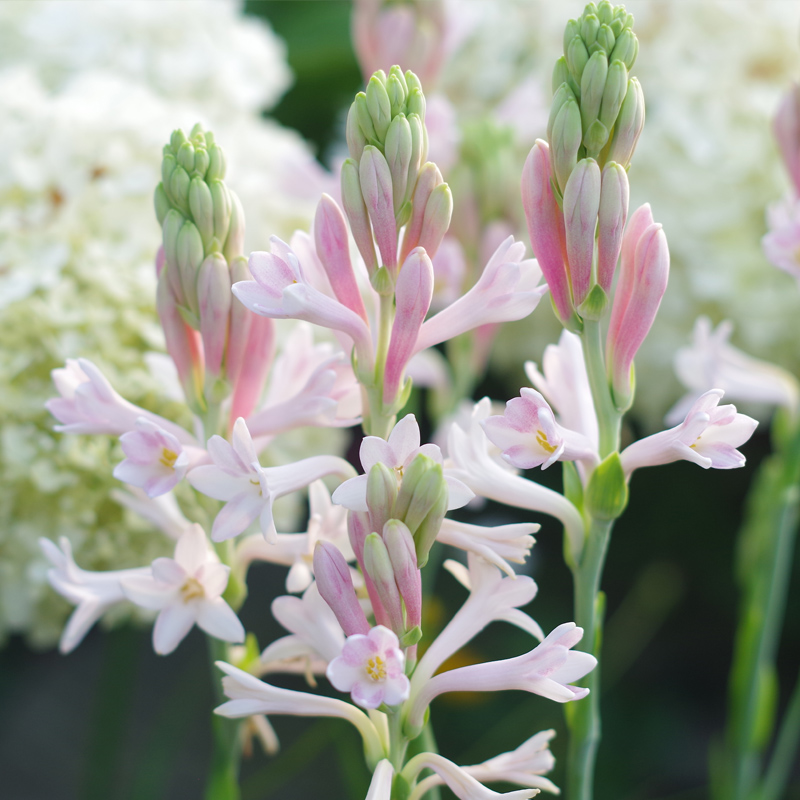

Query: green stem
[760,667,800,800]
[567,517,614,800]
[363,292,396,439]
[581,319,621,458]
[206,637,242,800]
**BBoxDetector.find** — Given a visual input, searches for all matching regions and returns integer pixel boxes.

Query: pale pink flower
[367,760,395,800]
[332,413,473,512]
[327,625,410,709]
[461,730,558,795]
[403,753,538,800]
[774,83,800,194]
[406,623,596,732]
[621,389,758,477]
[113,418,201,497]
[120,525,244,655]
[40,536,150,654]
[762,195,800,281]
[188,417,355,543]
[232,237,373,362]
[668,317,799,424]
[410,554,543,694]
[482,388,597,471]
[436,519,537,577]
[445,399,584,561]
[414,237,547,353]
[110,486,193,541]
[47,358,195,444]
[215,661,386,768]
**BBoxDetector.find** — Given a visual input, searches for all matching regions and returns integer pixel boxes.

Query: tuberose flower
[327,625,410,709]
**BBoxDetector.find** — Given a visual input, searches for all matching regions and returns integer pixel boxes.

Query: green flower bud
[355,92,379,145]
[552,56,571,95]
[189,176,215,250]
[594,23,615,55]
[607,77,644,169]
[413,484,448,568]
[584,119,609,158]
[370,264,394,296]
[576,282,609,321]
[610,27,638,70]
[563,19,581,55]
[548,82,577,144]
[177,141,195,173]
[566,35,590,85]
[406,112,427,194]
[388,65,409,97]
[341,158,378,274]
[206,143,226,182]
[346,101,367,163]
[581,13,600,47]
[154,183,171,227]
[176,220,204,320]
[598,0,614,25]
[223,191,245,262]
[580,50,608,136]
[363,533,405,636]
[162,208,184,274]
[193,146,209,179]
[169,165,190,214]
[406,87,426,123]
[393,454,435,525]
[189,122,207,147]
[599,60,629,133]
[366,75,392,142]
[585,451,628,521]
[209,179,231,245]
[385,114,412,213]
[551,95,582,193]
[386,72,406,119]
[367,462,398,535]
[170,128,188,153]
[161,152,177,192]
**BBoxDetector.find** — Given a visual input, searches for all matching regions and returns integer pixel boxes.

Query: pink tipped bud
[563,157,601,306]
[774,84,800,195]
[225,256,253,388]
[596,162,629,294]
[313,542,370,636]
[341,159,378,274]
[197,253,232,378]
[155,246,165,279]
[314,194,368,321]
[606,210,669,410]
[363,533,405,636]
[360,146,398,273]
[367,462,398,536]
[384,247,434,404]
[521,140,573,326]
[229,313,275,425]
[416,182,452,260]
[156,271,204,412]
[400,161,442,262]
[382,520,421,630]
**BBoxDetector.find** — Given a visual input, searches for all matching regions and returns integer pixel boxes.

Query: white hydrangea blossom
[0,0,333,647]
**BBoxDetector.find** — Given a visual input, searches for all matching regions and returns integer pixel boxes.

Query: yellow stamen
[536,430,557,454]
[180,577,205,602]
[160,448,179,468]
[365,655,387,682]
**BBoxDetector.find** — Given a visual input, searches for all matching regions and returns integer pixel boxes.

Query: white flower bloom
[120,524,244,655]
[366,760,395,800]
[39,536,150,654]
[109,486,194,541]
[188,418,355,543]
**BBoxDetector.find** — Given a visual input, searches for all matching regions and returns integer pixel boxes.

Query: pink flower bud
[313,541,370,636]
[155,271,204,410]
[382,520,421,630]
[596,162,629,294]
[363,533,405,636]
[521,140,573,326]
[314,194,369,321]
[197,253,232,378]
[606,207,670,409]
[229,314,275,424]
[347,511,391,629]
[359,146,397,273]
[155,246,165,279]
[341,159,378,274]
[384,247,434,404]
[400,162,442,263]
[225,256,253,388]
[562,157,601,306]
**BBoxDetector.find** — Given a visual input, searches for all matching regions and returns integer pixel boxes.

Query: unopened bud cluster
[549,0,643,194]
[155,125,261,419]
[342,66,452,286]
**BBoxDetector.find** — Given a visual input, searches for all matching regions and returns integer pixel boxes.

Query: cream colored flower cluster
[0,0,331,647]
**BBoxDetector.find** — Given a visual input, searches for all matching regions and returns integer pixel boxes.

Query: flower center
[365,655,387,682]
[536,430,557,454]
[180,577,205,602]
[160,447,179,468]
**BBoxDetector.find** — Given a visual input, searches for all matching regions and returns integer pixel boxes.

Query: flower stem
[363,292,397,439]
[206,637,242,800]
[759,666,800,800]
[581,319,621,458]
